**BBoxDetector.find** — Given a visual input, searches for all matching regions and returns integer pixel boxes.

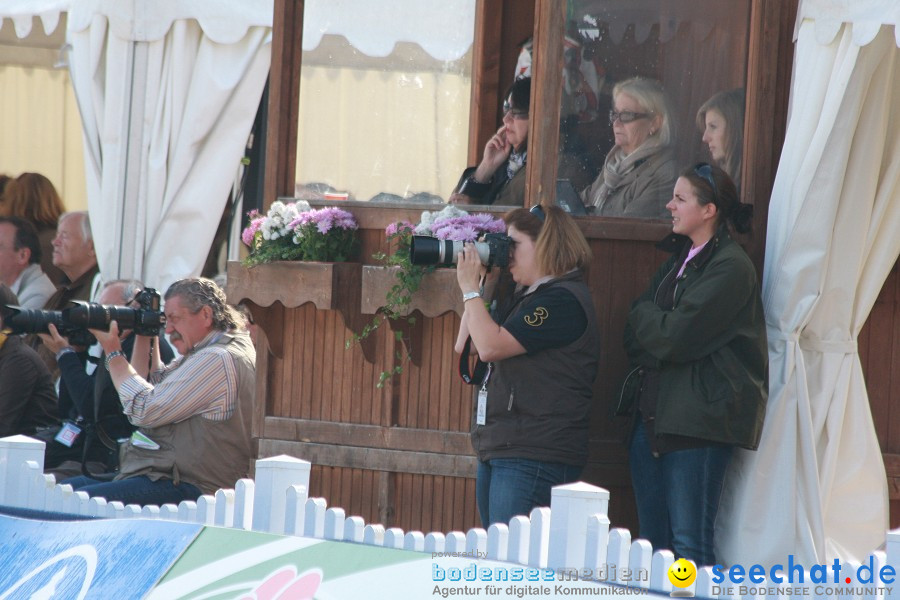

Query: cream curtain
[67,1,272,293]
[717,18,900,565]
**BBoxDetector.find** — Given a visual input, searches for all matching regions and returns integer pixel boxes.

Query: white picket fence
[2,434,899,600]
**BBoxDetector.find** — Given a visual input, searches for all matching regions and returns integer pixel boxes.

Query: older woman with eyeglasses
[450,77,531,207]
[582,77,678,218]
[620,164,767,565]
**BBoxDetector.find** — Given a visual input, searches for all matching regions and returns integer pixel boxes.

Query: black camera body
[2,288,166,345]
[66,288,166,337]
[409,233,513,268]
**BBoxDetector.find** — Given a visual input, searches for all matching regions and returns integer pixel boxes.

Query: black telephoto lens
[410,235,454,266]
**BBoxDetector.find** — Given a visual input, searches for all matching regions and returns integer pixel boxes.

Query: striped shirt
[118,330,239,427]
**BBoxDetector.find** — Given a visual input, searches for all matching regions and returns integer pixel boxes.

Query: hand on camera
[89,321,122,354]
[38,324,74,354]
[456,243,486,295]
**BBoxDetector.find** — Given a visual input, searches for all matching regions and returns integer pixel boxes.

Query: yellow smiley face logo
[667,558,697,588]
[524,306,548,326]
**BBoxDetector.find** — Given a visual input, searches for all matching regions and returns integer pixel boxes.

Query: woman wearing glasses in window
[621,164,767,565]
[450,78,531,207]
[697,88,745,192]
[582,77,677,218]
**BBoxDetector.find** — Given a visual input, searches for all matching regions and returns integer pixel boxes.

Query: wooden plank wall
[859,257,900,527]
[249,210,672,534]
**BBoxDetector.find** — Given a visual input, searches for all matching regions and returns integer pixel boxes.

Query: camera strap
[458,336,489,385]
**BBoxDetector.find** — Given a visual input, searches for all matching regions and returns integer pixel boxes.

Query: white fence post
[233,479,255,530]
[528,507,551,569]
[363,524,385,546]
[547,482,609,573]
[486,524,509,561]
[284,485,308,536]
[466,528,487,557]
[196,495,216,525]
[344,516,366,543]
[141,505,160,519]
[649,549,674,595]
[214,489,235,527]
[251,455,311,534]
[628,539,652,588]
[324,508,346,540]
[0,435,45,506]
[445,531,466,553]
[304,498,327,538]
[88,497,107,518]
[159,504,179,521]
[106,501,125,519]
[508,516,531,565]
[404,531,425,552]
[606,528,631,585]
[424,532,446,554]
[177,501,197,523]
[384,527,405,549]
[584,513,611,579]
[20,461,42,508]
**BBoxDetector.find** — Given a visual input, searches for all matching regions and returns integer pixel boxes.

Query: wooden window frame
[264,0,796,262]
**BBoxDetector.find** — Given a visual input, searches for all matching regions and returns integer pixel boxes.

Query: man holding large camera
[61,277,256,506]
[39,279,175,480]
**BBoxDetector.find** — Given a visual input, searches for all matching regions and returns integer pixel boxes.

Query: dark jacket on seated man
[0,332,59,438]
[45,333,174,473]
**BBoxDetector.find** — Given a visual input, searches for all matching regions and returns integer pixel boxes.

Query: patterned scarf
[589,136,665,210]
[506,150,527,181]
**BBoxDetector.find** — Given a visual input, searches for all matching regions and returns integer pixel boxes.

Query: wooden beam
[742,0,799,272]
[525,0,565,208]
[263,417,475,455]
[468,0,504,166]
[259,439,478,478]
[264,0,304,210]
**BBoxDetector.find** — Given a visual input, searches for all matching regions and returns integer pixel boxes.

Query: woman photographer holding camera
[454,205,600,527]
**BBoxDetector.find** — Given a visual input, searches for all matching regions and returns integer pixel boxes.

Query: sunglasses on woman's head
[693,163,720,206]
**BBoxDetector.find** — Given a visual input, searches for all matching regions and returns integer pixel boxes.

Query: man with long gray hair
[61,277,256,506]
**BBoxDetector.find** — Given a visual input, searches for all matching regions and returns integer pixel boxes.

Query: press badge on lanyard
[476,363,493,426]
[54,421,82,447]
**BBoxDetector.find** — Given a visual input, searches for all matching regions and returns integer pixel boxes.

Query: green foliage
[346,225,433,388]
[242,236,304,266]
[292,223,358,263]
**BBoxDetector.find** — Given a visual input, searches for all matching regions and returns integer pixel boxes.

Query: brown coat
[0,334,58,437]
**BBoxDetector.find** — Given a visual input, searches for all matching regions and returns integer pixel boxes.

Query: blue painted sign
[0,514,200,600]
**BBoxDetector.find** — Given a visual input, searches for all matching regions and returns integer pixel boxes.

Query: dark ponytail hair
[681,163,753,234]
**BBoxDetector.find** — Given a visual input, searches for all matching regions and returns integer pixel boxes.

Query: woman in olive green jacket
[623,163,767,567]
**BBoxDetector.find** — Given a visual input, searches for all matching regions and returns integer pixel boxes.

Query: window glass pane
[561,0,751,218]
[296,0,475,203]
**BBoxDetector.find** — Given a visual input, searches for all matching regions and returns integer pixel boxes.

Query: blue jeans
[476,458,583,528]
[62,475,203,507]
[629,420,732,566]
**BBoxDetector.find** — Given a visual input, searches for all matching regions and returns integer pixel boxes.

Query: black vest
[471,274,600,465]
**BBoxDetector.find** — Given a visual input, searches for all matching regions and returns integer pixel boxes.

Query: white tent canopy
[717,0,900,566]
[63,0,272,293]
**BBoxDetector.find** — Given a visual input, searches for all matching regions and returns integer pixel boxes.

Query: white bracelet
[462,291,482,303]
